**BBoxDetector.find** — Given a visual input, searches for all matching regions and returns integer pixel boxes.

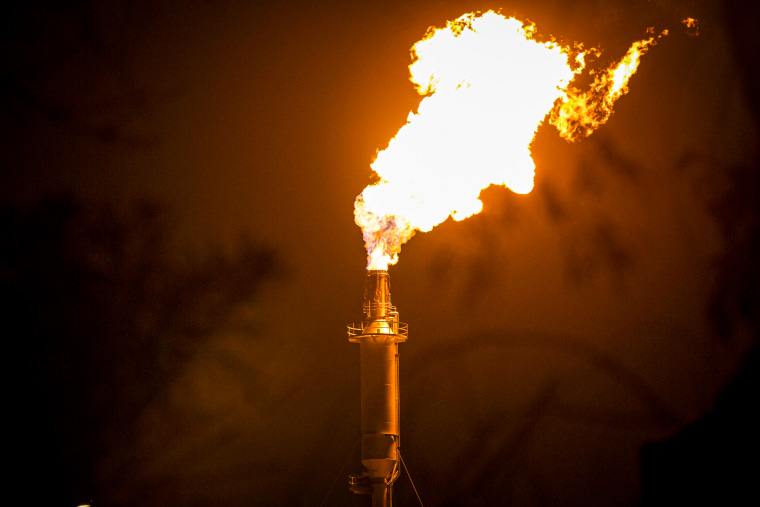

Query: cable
[398,450,424,507]
[319,437,360,507]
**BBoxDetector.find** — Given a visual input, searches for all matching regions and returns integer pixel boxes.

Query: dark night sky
[2,0,759,505]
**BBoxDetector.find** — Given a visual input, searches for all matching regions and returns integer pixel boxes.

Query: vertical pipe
[371,483,389,507]
[349,270,406,506]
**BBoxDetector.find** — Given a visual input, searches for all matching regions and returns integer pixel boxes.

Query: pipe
[348,270,407,506]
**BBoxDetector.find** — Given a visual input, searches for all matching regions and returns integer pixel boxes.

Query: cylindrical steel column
[348,270,407,507]
[360,339,398,478]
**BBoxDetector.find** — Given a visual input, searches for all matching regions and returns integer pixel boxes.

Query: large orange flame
[356,11,664,270]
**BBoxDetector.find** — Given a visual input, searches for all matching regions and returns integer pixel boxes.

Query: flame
[550,28,666,140]
[682,17,699,37]
[356,11,663,270]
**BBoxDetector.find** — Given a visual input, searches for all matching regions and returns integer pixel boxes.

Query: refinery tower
[347,269,407,506]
